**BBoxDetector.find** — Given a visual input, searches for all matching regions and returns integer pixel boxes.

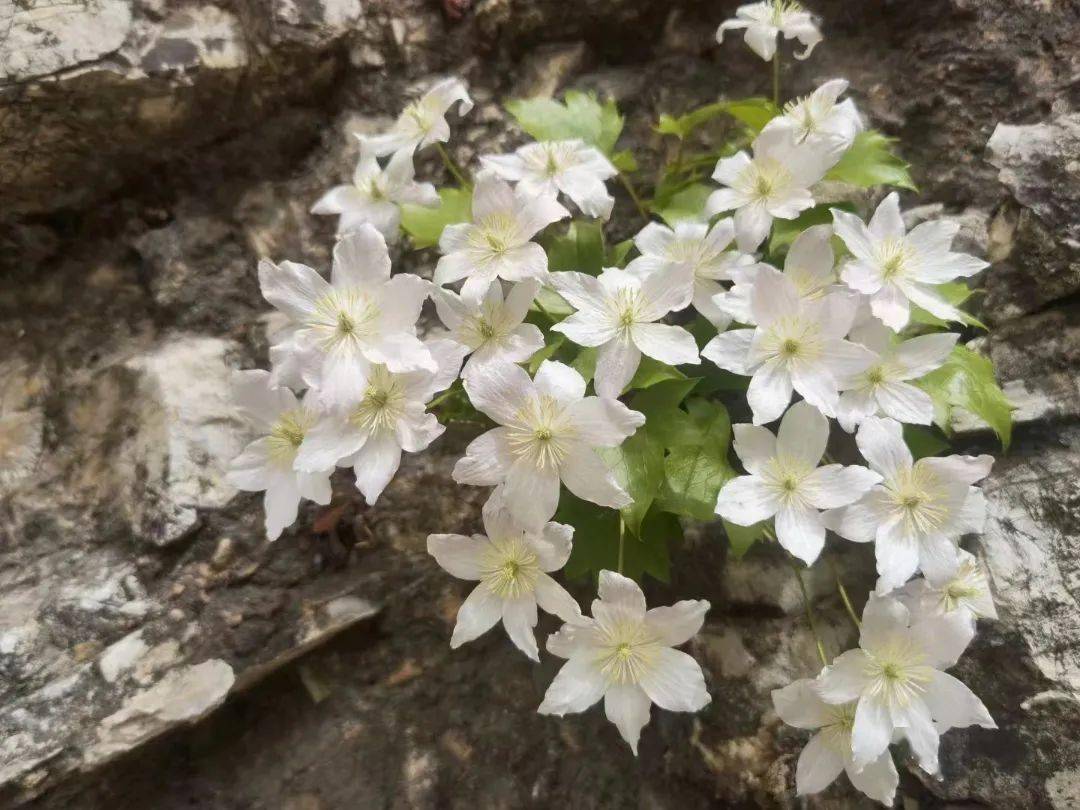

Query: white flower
[433,280,544,375]
[293,338,465,505]
[427,492,581,661]
[259,225,435,409]
[832,193,990,330]
[311,146,438,242]
[538,570,711,754]
[626,218,757,328]
[362,77,473,157]
[435,172,570,300]
[716,402,880,564]
[481,139,618,219]
[837,320,958,432]
[549,266,699,398]
[453,360,644,530]
[701,267,875,424]
[226,370,332,541]
[824,417,994,592]
[716,1,823,61]
[707,126,844,252]
[814,594,995,775]
[895,548,997,632]
[711,223,840,326]
[772,679,898,805]
[767,78,862,149]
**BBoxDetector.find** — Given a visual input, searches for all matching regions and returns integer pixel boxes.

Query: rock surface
[3,0,1080,808]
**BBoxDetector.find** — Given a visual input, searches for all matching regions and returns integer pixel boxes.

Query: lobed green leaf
[400,188,471,248]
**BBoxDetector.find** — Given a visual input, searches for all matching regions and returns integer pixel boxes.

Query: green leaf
[723,519,766,559]
[903,424,950,460]
[559,497,676,583]
[628,377,700,418]
[720,98,781,133]
[505,91,624,155]
[657,398,734,521]
[909,282,987,330]
[626,357,687,392]
[532,286,574,317]
[607,238,635,268]
[600,425,665,538]
[653,183,713,226]
[571,347,598,383]
[825,130,917,191]
[611,149,639,173]
[916,344,1014,449]
[527,335,565,374]
[656,98,778,139]
[544,220,605,275]
[400,188,471,248]
[768,203,849,256]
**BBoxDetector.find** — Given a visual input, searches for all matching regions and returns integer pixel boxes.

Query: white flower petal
[295,415,366,472]
[565,397,645,447]
[856,417,913,480]
[923,670,995,731]
[258,259,330,320]
[503,458,562,530]
[845,749,899,805]
[747,359,794,425]
[552,311,618,347]
[771,679,834,730]
[538,655,608,715]
[701,328,756,375]
[533,572,582,623]
[502,596,540,661]
[732,423,778,476]
[644,600,710,647]
[594,335,641,398]
[894,332,959,378]
[630,323,700,366]
[715,475,782,524]
[638,647,710,712]
[803,464,882,509]
[795,733,846,796]
[851,695,893,770]
[875,380,934,424]
[427,533,485,580]
[351,430,402,505]
[462,361,535,425]
[264,476,301,542]
[453,427,513,485]
[560,447,632,509]
[450,584,503,648]
[331,224,391,287]
[597,570,647,616]
[776,503,826,565]
[814,649,872,704]
[776,400,830,467]
[533,360,587,404]
[868,192,905,241]
[604,684,653,754]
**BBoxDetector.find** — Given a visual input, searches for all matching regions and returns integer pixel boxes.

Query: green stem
[617,513,626,575]
[789,556,829,667]
[618,173,650,224]
[772,51,781,107]
[435,142,470,188]
[831,560,862,630]
[427,386,460,410]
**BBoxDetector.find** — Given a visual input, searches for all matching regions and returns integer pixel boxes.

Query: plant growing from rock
[229,1,1012,802]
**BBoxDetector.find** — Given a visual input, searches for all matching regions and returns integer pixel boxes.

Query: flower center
[770,0,803,24]
[477,320,497,340]
[738,159,792,203]
[404,101,432,133]
[268,410,311,463]
[611,287,643,330]
[349,369,405,433]
[888,464,950,536]
[878,238,914,281]
[867,366,886,386]
[864,639,934,708]
[780,338,801,357]
[481,536,539,598]
[311,290,379,350]
[506,395,574,470]
[474,213,519,255]
[595,622,658,686]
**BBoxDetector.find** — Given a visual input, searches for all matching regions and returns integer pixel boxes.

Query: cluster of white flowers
[223,1,1004,792]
